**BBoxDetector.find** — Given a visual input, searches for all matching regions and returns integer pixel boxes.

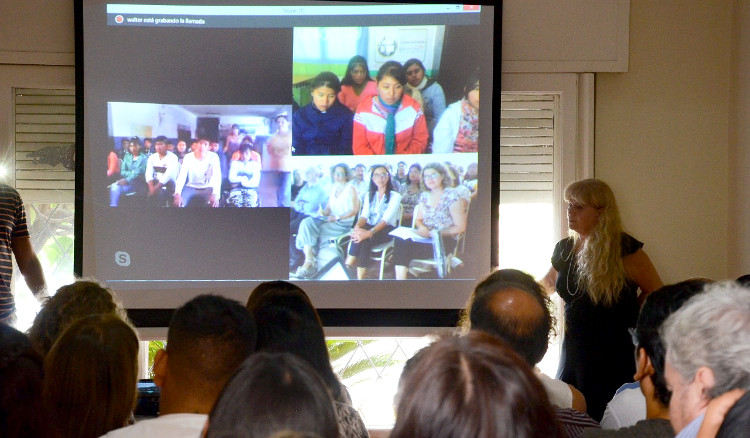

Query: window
[12,87,76,329]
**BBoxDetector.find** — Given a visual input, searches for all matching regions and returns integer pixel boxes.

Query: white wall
[596,1,732,282]
[729,1,750,278]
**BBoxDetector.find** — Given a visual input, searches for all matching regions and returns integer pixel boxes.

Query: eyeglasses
[628,327,639,348]
[372,172,389,179]
[333,172,347,177]
[423,172,441,180]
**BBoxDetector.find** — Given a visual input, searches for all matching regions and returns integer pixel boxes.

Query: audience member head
[246,281,343,402]
[421,162,448,192]
[310,72,342,113]
[0,324,49,438]
[463,269,553,367]
[341,55,372,87]
[463,67,480,110]
[28,279,128,356]
[737,274,750,287]
[407,163,422,188]
[153,295,257,415]
[330,162,352,184]
[368,164,394,201]
[716,391,750,438]
[661,281,750,433]
[206,351,339,438]
[391,331,562,438]
[376,61,406,107]
[44,313,139,438]
[633,279,711,409]
[403,58,427,88]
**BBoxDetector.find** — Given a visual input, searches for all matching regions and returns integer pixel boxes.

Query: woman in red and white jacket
[352,61,429,155]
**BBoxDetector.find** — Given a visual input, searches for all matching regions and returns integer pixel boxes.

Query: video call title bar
[106,3,481,28]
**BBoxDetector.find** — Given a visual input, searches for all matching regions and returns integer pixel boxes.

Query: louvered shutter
[500,94,555,194]
[14,88,75,202]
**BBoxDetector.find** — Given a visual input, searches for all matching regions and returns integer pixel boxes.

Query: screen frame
[73,0,501,329]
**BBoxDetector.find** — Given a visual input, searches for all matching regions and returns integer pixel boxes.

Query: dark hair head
[391,331,563,438]
[311,71,342,94]
[376,61,406,85]
[716,391,750,438]
[28,279,128,357]
[368,164,394,204]
[737,274,750,287]
[464,269,554,366]
[0,324,49,438]
[635,279,711,407]
[463,68,480,99]
[246,281,343,401]
[129,136,141,146]
[403,58,426,74]
[167,295,257,401]
[239,142,254,154]
[330,163,352,183]
[44,314,139,438]
[341,55,373,86]
[154,135,168,144]
[206,352,339,438]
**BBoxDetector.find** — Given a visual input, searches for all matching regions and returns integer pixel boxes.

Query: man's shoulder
[101,413,207,438]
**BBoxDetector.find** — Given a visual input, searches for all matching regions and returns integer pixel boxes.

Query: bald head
[468,270,553,366]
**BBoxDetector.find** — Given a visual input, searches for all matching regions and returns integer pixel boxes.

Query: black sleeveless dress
[551,233,642,421]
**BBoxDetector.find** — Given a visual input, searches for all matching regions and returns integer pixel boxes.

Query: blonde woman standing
[541,179,663,422]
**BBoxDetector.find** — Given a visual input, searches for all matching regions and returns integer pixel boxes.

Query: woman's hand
[415,224,431,238]
[697,389,745,438]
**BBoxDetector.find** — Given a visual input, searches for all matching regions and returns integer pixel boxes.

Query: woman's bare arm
[540,266,558,297]
[623,249,663,305]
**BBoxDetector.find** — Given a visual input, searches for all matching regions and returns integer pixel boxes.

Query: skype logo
[115,251,131,267]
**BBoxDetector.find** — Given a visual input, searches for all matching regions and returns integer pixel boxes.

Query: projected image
[106,102,292,208]
[288,153,477,280]
[292,25,480,156]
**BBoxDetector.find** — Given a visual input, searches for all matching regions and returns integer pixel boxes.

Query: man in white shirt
[173,138,221,207]
[102,295,257,438]
[145,135,180,206]
[661,282,750,438]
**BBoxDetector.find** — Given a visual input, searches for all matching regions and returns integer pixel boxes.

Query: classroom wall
[596,1,733,282]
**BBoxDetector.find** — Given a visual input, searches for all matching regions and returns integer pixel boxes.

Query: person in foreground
[581,279,711,438]
[0,323,50,438]
[43,313,139,438]
[205,351,340,438]
[246,281,368,438]
[102,295,257,437]
[28,279,127,357]
[660,281,750,438]
[462,268,587,413]
[542,178,663,421]
[391,331,563,438]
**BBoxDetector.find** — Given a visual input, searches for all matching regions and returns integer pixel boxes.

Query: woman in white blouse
[345,164,402,279]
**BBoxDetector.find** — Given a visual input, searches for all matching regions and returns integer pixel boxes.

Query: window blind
[13,88,75,202]
[500,94,555,193]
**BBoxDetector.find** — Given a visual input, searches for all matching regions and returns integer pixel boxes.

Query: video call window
[80,1,493,311]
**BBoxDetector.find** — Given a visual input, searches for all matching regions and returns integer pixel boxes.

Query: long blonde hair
[565,179,626,306]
